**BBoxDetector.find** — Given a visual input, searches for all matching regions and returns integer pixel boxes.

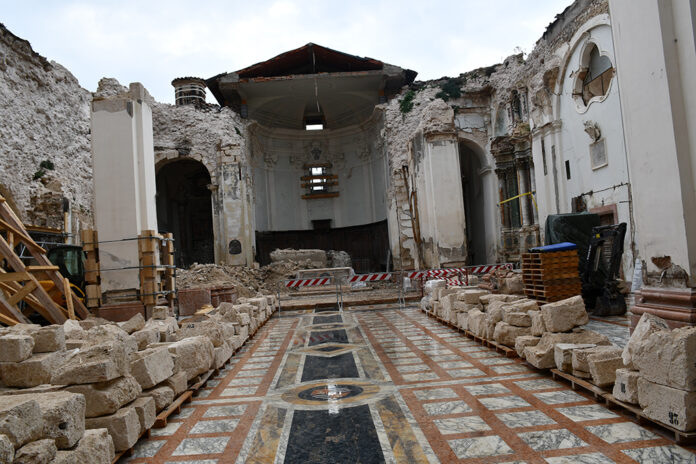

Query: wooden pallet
[153,390,194,428]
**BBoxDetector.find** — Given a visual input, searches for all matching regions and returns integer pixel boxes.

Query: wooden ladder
[0,194,90,325]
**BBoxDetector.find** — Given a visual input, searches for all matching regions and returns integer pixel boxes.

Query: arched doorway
[156,159,214,267]
[459,141,487,265]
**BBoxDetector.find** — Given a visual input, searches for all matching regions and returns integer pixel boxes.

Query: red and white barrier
[348,273,392,283]
[406,263,513,280]
[284,278,331,288]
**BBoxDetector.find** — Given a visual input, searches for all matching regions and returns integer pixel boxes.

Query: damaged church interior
[1,0,696,462]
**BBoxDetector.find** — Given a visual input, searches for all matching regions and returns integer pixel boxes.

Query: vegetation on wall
[33,159,55,180]
[435,79,462,102]
[399,90,416,114]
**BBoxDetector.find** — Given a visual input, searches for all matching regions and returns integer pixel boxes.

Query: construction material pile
[0,296,277,461]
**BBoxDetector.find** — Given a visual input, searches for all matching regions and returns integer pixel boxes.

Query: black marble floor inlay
[301,353,359,382]
[313,314,343,324]
[308,329,349,346]
[284,405,385,464]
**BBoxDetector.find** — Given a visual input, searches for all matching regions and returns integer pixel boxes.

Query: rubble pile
[176,260,320,296]
[0,295,278,460]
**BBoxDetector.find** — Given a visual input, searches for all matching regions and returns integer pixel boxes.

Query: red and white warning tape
[284,278,331,288]
[348,273,392,283]
[406,263,513,280]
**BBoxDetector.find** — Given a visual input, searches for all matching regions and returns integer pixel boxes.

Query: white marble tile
[518,428,587,451]
[448,436,514,459]
[422,400,473,416]
[450,368,487,378]
[495,410,556,428]
[190,418,241,434]
[622,445,696,463]
[203,404,248,418]
[533,390,588,405]
[545,453,614,464]
[430,354,462,362]
[402,371,440,382]
[438,360,474,369]
[228,377,263,386]
[556,404,618,422]
[478,357,515,365]
[490,364,532,374]
[514,378,564,391]
[435,416,491,434]
[395,363,430,373]
[585,422,659,444]
[414,387,458,401]
[221,386,258,396]
[150,421,182,437]
[391,357,424,365]
[171,437,230,456]
[463,383,511,396]
[479,395,531,410]
[126,438,165,458]
[468,351,503,359]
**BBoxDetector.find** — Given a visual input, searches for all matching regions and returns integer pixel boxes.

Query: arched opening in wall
[156,159,214,267]
[573,42,614,108]
[459,140,487,265]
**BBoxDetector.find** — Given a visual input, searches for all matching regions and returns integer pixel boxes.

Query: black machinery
[581,223,627,316]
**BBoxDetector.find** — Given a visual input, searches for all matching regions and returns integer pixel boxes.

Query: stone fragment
[129,347,174,389]
[457,289,487,304]
[176,319,224,347]
[132,327,160,350]
[166,336,214,381]
[36,392,85,449]
[0,334,34,362]
[140,385,174,412]
[85,405,140,451]
[511,299,540,312]
[424,279,445,296]
[151,306,170,320]
[51,428,114,464]
[52,343,127,385]
[493,322,531,347]
[515,335,540,357]
[523,331,611,369]
[623,312,669,369]
[214,342,233,369]
[504,312,532,327]
[144,317,178,342]
[573,369,591,379]
[162,371,188,396]
[0,397,42,448]
[530,311,546,336]
[479,294,510,305]
[64,340,84,350]
[613,368,640,404]
[487,306,505,324]
[466,310,485,336]
[131,397,156,434]
[85,325,137,357]
[554,344,596,372]
[0,351,66,388]
[118,313,145,335]
[638,377,696,432]
[62,320,83,339]
[540,296,588,333]
[11,325,65,353]
[633,325,696,391]
[66,375,141,418]
[572,346,622,373]
[482,317,497,340]
[587,349,625,387]
[0,434,13,463]
[456,311,469,330]
[13,438,56,464]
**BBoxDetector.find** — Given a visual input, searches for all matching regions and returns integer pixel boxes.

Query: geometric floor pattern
[122,306,696,463]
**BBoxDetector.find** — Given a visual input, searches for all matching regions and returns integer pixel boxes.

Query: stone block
[214,342,233,369]
[573,369,591,379]
[613,368,640,404]
[633,325,696,391]
[0,434,12,463]
[52,343,127,385]
[85,325,137,357]
[467,310,485,336]
[151,306,171,320]
[129,347,174,389]
[487,306,505,324]
[504,312,532,327]
[62,320,84,339]
[66,375,141,418]
[144,317,179,343]
[166,336,214,381]
[623,312,670,369]
[118,313,145,334]
[52,428,114,464]
[13,438,56,464]
[554,344,596,372]
[0,334,34,362]
[0,351,65,388]
[131,397,156,434]
[457,289,487,304]
[482,317,497,340]
[163,371,187,396]
[511,299,540,312]
[572,346,622,373]
[177,319,224,347]
[540,296,588,333]
[456,311,469,330]
[140,385,174,412]
[479,294,508,305]
[638,377,696,432]
[85,405,140,452]
[11,325,65,353]
[493,322,531,347]
[587,350,625,387]
[0,397,42,448]
[530,311,546,336]
[515,336,540,357]
[432,302,442,318]
[523,331,611,369]
[424,279,446,296]
[132,327,160,350]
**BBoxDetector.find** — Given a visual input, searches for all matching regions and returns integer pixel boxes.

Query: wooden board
[153,390,194,428]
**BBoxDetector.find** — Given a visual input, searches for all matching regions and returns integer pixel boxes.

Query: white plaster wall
[610,0,696,281]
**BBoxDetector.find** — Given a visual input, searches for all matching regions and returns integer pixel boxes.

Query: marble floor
[122,306,696,463]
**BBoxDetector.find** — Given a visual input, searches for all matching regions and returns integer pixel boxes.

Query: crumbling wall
[0,24,93,236]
